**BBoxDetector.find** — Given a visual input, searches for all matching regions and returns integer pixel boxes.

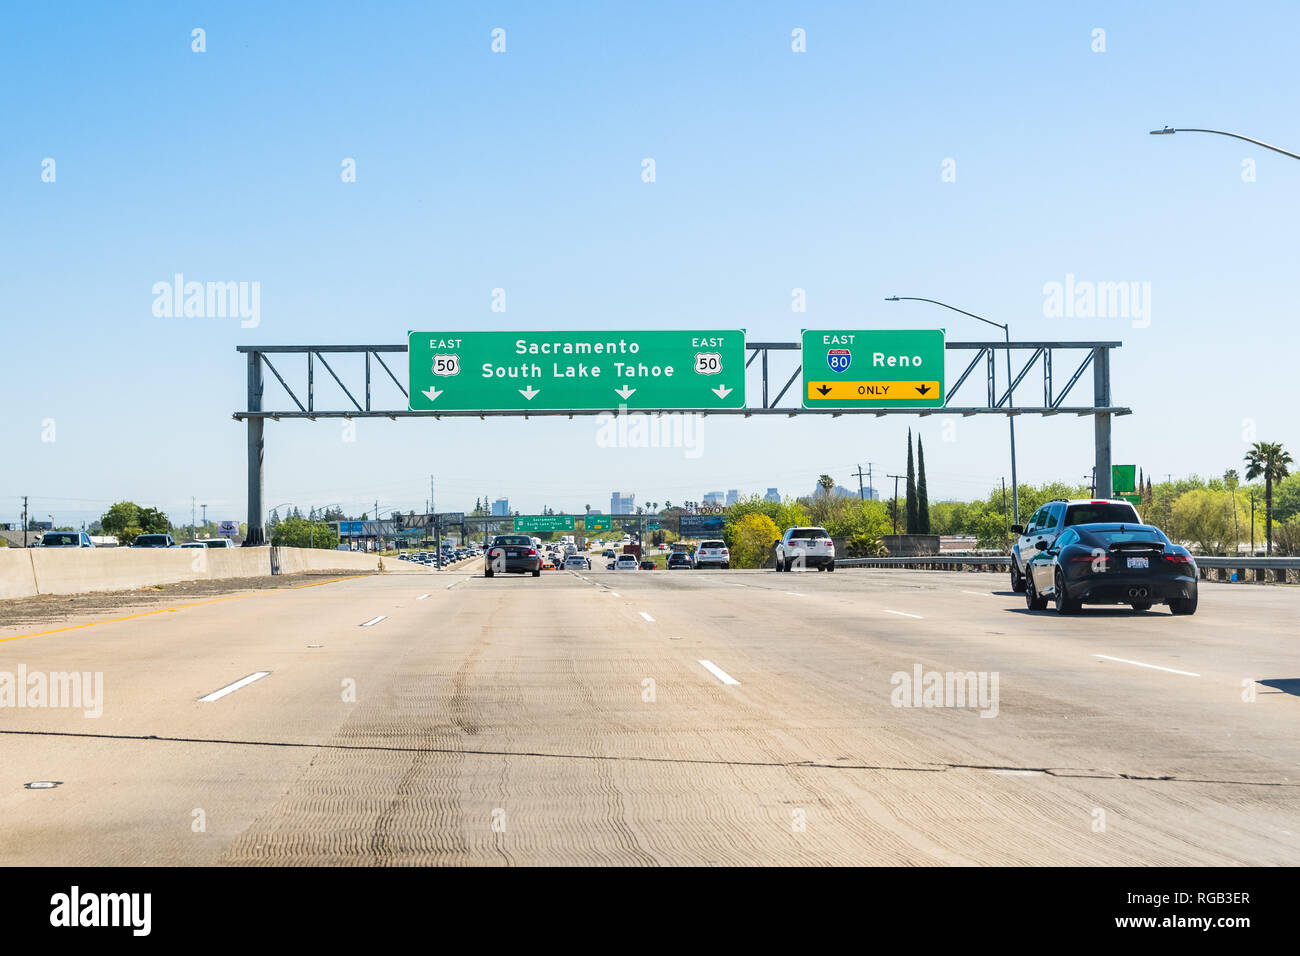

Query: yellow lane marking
[0,575,373,644]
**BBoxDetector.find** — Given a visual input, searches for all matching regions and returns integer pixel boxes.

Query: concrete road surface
[1,565,1297,865]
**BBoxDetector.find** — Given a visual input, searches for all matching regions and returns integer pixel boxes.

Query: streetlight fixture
[886,296,1020,524]
[1148,126,1300,161]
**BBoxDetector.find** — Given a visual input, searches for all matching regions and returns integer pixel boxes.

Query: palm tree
[817,475,834,496]
[1244,441,1293,554]
[584,504,591,513]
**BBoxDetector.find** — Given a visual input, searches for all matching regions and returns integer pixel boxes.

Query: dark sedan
[1024,523,1197,615]
[666,552,694,570]
[485,534,542,578]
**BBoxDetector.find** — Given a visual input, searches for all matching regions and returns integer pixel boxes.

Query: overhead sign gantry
[235,335,1130,544]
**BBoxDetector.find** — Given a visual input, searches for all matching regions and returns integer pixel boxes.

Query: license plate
[1127,557,1148,569]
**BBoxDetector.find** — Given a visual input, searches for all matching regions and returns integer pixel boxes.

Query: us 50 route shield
[408,330,746,411]
[802,329,946,408]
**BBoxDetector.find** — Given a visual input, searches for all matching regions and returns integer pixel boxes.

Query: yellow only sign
[807,380,941,401]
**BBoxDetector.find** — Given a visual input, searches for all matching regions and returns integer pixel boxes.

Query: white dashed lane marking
[198,672,270,703]
[698,660,741,685]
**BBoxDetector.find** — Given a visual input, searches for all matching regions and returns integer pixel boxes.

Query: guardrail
[836,554,1300,583]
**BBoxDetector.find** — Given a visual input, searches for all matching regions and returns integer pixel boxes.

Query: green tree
[817,475,834,496]
[916,434,930,534]
[905,429,917,534]
[729,513,780,568]
[1271,472,1300,524]
[117,525,144,545]
[136,507,170,534]
[1169,488,1237,555]
[1244,441,1293,554]
[270,515,340,549]
[100,501,141,537]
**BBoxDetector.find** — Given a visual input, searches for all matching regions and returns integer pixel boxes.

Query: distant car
[540,554,556,570]
[613,554,639,571]
[666,552,693,570]
[774,526,834,571]
[638,560,656,571]
[201,538,235,548]
[39,531,95,548]
[563,555,591,571]
[694,539,730,569]
[1010,498,1142,593]
[602,549,616,559]
[1023,522,1198,615]
[131,534,177,548]
[485,534,542,578]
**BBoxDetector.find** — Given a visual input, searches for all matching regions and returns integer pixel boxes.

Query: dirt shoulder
[0,571,376,629]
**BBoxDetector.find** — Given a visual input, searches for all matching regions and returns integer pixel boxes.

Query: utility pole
[1248,494,1258,554]
[1002,478,1007,535]
[887,475,905,534]
[192,497,196,533]
[201,504,208,528]
[22,496,28,547]
[854,465,867,500]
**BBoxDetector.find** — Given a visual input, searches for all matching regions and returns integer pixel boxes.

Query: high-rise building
[610,492,635,515]
[491,497,510,516]
[703,491,724,507]
[764,488,780,502]
[725,489,739,507]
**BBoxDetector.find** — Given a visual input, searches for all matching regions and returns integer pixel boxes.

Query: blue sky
[3,1,1298,527]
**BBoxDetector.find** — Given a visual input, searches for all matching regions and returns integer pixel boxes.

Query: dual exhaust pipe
[1127,587,1149,599]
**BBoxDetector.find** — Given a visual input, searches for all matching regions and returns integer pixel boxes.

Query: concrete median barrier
[0,550,39,599]
[0,545,422,600]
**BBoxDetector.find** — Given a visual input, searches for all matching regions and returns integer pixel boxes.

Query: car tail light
[1164,554,1193,563]
[721,549,729,555]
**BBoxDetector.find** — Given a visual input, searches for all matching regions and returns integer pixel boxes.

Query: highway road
[1,563,1297,865]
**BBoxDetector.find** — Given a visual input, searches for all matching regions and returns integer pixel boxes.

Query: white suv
[695,539,730,569]
[774,526,835,572]
[613,554,639,570]
[1009,498,1141,592]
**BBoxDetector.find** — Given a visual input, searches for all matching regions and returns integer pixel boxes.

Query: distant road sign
[218,520,239,538]
[514,515,576,533]
[435,512,465,525]
[581,515,612,532]
[802,329,945,408]
[408,331,746,411]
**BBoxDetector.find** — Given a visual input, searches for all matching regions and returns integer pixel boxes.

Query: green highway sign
[514,515,575,533]
[408,330,746,411]
[581,515,612,532]
[801,329,946,408]
[647,521,661,530]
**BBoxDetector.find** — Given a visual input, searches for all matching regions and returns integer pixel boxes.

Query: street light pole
[886,296,1019,524]
[1148,126,1300,161]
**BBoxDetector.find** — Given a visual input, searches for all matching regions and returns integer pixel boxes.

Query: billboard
[679,514,725,536]
[218,520,239,538]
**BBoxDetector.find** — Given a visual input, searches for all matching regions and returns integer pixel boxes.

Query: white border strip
[199,671,270,703]
[360,615,387,627]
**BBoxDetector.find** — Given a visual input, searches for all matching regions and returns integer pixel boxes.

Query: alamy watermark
[1042,274,1150,328]
[151,273,260,328]
[595,406,704,459]
[1,666,103,718]
[891,664,999,718]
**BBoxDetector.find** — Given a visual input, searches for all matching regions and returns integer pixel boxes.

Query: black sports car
[1023,523,1198,615]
